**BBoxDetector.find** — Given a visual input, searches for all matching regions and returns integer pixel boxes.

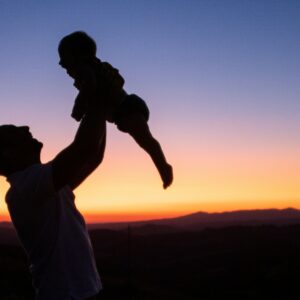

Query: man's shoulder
[8,162,52,183]
[7,162,55,201]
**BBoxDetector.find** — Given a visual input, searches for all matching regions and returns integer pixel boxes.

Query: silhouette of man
[0,68,120,298]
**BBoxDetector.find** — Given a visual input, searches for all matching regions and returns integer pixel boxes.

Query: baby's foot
[162,163,173,189]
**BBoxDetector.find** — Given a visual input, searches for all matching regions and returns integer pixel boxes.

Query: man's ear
[1,147,17,160]
[0,148,15,176]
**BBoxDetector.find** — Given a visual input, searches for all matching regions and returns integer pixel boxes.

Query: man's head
[58,31,97,78]
[0,125,42,176]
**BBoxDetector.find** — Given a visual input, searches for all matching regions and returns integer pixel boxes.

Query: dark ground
[1,224,300,299]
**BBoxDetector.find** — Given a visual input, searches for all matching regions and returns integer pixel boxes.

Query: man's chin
[37,142,43,151]
[33,139,43,152]
[33,142,43,162]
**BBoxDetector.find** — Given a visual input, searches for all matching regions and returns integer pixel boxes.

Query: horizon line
[1,206,298,224]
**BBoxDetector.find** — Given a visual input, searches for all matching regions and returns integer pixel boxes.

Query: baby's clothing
[71,59,150,127]
[112,93,150,128]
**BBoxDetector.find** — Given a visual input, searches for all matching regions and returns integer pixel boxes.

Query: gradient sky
[0,0,299,222]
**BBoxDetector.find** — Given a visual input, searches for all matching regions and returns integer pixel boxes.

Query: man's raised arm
[52,97,106,191]
[52,62,124,191]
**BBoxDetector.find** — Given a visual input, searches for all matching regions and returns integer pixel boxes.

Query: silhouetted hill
[154,207,300,229]
[87,208,300,232]
[2,208,300,244]
[0,221,13,228]
[0,226,18,245]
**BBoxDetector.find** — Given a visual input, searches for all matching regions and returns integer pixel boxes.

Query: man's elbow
[93,150,105,166]
[75,140,100,158]
[86,144,105,167]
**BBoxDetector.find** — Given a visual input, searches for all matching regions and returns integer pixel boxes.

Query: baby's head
[58,31,97,78]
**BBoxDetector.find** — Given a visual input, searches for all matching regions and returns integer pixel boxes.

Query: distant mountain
[2,208,300,243]
[0,221,13,228]
[0,225,18,245]
[87,208,300,231]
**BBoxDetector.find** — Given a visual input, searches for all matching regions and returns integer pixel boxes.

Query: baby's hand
[71,65,98,121]
[71,92,86,121]
[162,163,173,189]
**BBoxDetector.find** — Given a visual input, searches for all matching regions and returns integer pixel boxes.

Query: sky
[0,0,299,222]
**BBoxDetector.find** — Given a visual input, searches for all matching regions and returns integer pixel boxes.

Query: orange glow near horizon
[0,124,299,224]
[1,164,299,223]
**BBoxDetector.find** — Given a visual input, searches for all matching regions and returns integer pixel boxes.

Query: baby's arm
[117,113,173,189]
[72,65,98,121]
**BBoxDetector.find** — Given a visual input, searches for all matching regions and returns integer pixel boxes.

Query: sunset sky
[0,0,299,222]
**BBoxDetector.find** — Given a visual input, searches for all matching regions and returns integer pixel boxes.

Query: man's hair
[58,31,97,58]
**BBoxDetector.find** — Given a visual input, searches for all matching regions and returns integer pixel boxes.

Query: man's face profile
[0,125,43,163]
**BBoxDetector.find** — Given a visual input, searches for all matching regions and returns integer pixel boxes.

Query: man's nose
[59,60,66,68]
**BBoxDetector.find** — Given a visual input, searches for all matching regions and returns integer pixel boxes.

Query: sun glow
[1,141,299,223]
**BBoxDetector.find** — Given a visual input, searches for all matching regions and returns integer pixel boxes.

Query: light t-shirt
[5,162,102,300]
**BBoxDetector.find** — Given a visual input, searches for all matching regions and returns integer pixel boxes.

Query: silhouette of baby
[58,31,173,189]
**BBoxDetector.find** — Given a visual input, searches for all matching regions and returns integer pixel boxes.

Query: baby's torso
[92,61,127,122]
[74,59,130,123]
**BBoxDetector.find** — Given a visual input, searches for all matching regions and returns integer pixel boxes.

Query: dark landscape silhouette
[1,208,300,299]
[87,207,300,231]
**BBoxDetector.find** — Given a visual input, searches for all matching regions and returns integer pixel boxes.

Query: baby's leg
[117,112,173,189]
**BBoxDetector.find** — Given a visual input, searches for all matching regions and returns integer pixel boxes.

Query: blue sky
[0,0,299,220]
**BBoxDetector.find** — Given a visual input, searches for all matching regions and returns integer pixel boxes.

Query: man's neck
[7,158,41,176]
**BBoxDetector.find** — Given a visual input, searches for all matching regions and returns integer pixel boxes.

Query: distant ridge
[87,208,300,231]
[0,208,300,229]
[0,221,13,228]
[2,208,300,243]
[2,208,300,235]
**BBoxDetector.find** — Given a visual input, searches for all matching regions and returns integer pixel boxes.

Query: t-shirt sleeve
[15,162,56,202]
